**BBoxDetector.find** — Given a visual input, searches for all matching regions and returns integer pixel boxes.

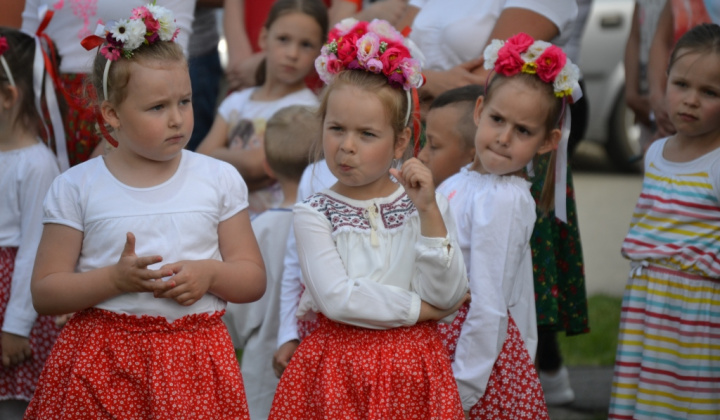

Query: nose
[495,127,511,146]
[339,134,356,153]
[287,43,299,60]
[417,144,429,164]
[683,89,700,107]
[168,105,183,128]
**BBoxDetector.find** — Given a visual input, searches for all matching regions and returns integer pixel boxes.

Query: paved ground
[547,366,614,420]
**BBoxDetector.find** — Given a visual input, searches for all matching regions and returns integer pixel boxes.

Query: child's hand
[2,332,31,368]
[389,158,438,213]
[418,292,471,322]
[153,260,212,306]
[273,339,299,378]
[111,233,176,295]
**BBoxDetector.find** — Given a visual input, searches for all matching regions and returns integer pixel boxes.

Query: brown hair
[430,84,484,150]
[484,72,564,214]
[667,23,720,73]
[312,70,410,161]
[265,105,320,180]
[0,27,42,133]
[255,0,329,86]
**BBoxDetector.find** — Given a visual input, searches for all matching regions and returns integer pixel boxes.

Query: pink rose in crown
[535,45,567,83]
[365,58,383,73]
[494,46,523,76]
[379,46,410,75]
[326,58,343,74]
[0,37,7,56]
[349,21,369,37]
[144,15,160,34]
[101,44,121,61]
[357,33,381,64]
[132,6,152,20]
[336,33,359,66]
[504,33,534,53]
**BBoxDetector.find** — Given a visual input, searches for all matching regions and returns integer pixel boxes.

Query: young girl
[436,34,582,419]
[24,4,266,419]
[609,23,720,420]
[268,19,469,419]
[197,0,327,215]
[0,28,61,420]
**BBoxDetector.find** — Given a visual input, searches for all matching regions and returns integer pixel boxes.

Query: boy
[418,85,482,186]
[223,105,320,420]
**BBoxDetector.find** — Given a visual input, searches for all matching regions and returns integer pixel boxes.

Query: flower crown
[98,2,178,61]
[483,33,580,99]
[0,36,15,87]
[315,18,424,91]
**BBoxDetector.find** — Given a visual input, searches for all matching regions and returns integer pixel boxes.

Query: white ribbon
[0,56,15,86]
[27,6,69,171]
[554,110,570,223]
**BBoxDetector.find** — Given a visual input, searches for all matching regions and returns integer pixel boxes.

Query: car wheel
[606,89,643,173]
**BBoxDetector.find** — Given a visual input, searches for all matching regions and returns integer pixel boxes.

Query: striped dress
[608,138,720,419]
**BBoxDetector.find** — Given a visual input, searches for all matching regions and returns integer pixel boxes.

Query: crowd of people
[0,0,718,419]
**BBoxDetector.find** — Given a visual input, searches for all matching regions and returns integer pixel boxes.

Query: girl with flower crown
[0,27,62,420]
[435,33,583,420]
[267,18,469,420]
[23,4,266,419]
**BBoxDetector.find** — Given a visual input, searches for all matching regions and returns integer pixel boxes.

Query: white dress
[438,166,538,410]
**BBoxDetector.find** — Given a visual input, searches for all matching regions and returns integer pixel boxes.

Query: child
[0,28,61,420]
[224,105,320,420]
[418,84,481,187]
[268,19,469,419]
[437,33,582,419]
[609,23,720,420]
[24,4,266,419]
[197,0,328,215]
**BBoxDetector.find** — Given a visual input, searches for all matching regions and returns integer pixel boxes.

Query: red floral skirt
[438,307,549,420]
[59,73,102,167]
[25,308,249,419]
[0,247,61,402]
[269,314,464,420]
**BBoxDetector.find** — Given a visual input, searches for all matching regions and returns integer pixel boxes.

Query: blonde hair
[265,105,320,180]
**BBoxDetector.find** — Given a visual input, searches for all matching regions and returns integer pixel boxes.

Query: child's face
[260,12,322,88]
[106,59,193,163]
[419,104,474,186]
[665,50,720,142]
[323,84,408,199]
[473,79,558,176]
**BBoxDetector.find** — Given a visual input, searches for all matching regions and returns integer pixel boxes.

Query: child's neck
[0,121,38,152]
[665,131,720,163]
[103,149,183,188]
[252,78,305,102]
[278,178,299,208]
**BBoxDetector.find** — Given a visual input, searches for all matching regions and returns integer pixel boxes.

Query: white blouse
[294,186,468,329]
[438,166,539,410]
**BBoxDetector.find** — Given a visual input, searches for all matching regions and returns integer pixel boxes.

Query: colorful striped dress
[608,138,720,419]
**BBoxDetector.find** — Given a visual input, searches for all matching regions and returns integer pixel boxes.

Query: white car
[578,0,641,171]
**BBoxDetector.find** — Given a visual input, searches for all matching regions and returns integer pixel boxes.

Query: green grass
[557,295,623,367]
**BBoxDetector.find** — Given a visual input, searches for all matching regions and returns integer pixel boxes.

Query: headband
[482,33,583,222]
[0,37,15,87]
[315,19,425,155]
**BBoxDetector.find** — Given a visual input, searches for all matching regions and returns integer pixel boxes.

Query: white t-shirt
[294,186,468,329]
[438,166,538,411]
[224,207,293,420]
[42,151,248,322]
[21,0,196,74]
[408,0,578,70]
[0,142,60,337]
[217,87,319,214]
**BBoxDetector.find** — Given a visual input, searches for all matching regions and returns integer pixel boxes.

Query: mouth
[338,163,353,172]
[165,135,184,143]
[486,147,510,159]
[677,112,697,122]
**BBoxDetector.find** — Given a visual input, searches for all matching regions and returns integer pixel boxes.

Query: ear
[262,158,277,180]
[394,126,412,159]
[258,26,268,52]
[0,85,19,110]
[537,128,562,155]
[100,100,120,130]
[472,95,484,125]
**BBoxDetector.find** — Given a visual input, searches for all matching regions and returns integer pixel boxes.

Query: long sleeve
[411,193,468,310]
[276,226,304,347]
[3,149,60,337]
[294,204,422,329]
[452,184,536,411]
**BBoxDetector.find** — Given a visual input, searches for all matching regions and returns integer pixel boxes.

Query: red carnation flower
[535,45,566,83]
[505,33,534,53]
[494,46,524,76]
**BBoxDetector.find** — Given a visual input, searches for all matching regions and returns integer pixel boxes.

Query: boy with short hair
[418,84,483,186]
[223,105,320,420]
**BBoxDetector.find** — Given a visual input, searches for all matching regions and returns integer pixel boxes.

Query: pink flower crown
[315,18,425,91]
[483,33,580,99]
[95,2,179,62]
